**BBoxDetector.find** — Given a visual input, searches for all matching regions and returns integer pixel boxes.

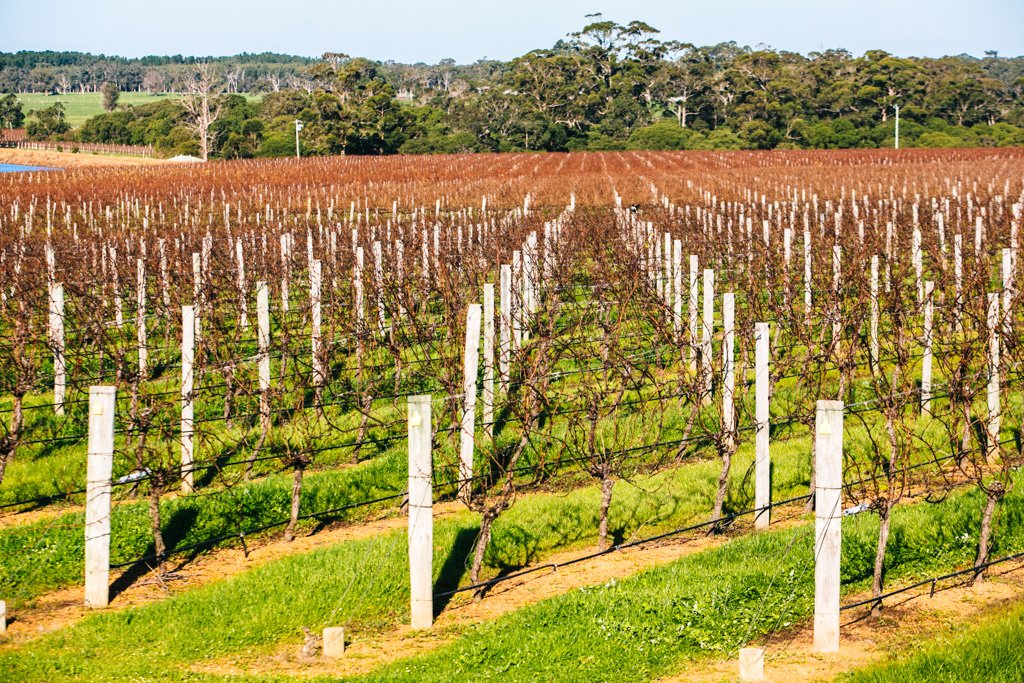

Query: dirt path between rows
[659,559,1024,682]
[188,513,810,680]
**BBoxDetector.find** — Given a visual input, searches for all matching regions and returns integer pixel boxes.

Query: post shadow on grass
[433,526,477,615]
[109,506,200,599]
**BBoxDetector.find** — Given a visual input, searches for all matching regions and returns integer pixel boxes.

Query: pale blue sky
[2,0,1022,63]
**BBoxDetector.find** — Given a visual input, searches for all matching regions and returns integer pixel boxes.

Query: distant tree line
[0,51,315,94]
[4,17,1024,156]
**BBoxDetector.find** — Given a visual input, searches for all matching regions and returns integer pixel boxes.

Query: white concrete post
[954,234,963,333]
[459,304,482,503]
[755,322,770,530]
[136,258,147,378]
[814,399,843,653]
[869,256,879,371]
[688,255,699,372]
[373,241,385,335]
[701,269,715,397]
[512,251,523,348]
[804,229,813,327]
[354,247,365,334]
[499,265,511,390]
[85,385,116,609]
[235,239,249,329]
[987,293,1001,454]
[407,395,433,629]
[831,245,842,341]
[1002,247,1014,327]
[921,281,934,415]
[192,252,203,345]
[280,233,291,314]
[181,306,195,494]
[673,240,683,336]
[256,282,271,434]
[912,227,923,304]
[783,226,793,303]
[110,246,123,328]
[311,259,325,391]
[158,238,170,313]
[323,627,345,658]
[739,647,765,682]
[655,233,665,301]
[722,294,736,448]
[483,284,495,438]
[49,282,66,415]
[0,599,5,634]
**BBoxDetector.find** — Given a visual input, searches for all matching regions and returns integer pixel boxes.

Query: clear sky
[2,0,1022,63]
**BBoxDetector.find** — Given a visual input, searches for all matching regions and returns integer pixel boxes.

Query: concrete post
[111,246,123,329]
[373,241,385,335]
[673,240,683,336]
[354,247,365,334]
[136,258,147,379]
[459,304,482,503]
[831,246,842,342]
[256,282,271,435]
[49,283,66,415]
[739,647,765,682]
[323,627,345,658]
[512,251,523,348]
[158,238,170,314]
[181,306,195,494]
[0,599,5,634]
[701,269,715,397]
[869,256,879,372]
[912,227,923,304]
[499,265,511,391]
[655,233,665,301]
[1002,247,1014,327]
[783,226,793,304]
[235,239,249,329]
[987,293,1001,455]
[483,284,495,438]
[954,235,963,333]
[722,294,735,449]
[755,322,770,530]
[814,399,843,653]
[85,386,116,609]
[688,255,699,372]
[407,395,433,629]
[280,233,291,314]
[804,229,813,328]
[921,281,934,415]
[311,260,325,392]
[192,252,203,345]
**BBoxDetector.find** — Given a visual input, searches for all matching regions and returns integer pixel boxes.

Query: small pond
[0,163,61,173]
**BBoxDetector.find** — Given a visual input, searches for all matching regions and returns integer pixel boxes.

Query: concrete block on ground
[739,647,764,682]
[323,626,345,658]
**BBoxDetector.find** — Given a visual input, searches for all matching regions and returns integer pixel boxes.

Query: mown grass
[0,406,810,605]
[0,447,406,605]
[0,435,813,681]
[0,320,821,605]
[1,464,1019,682]
[352,477,1024,683]
[1,343,1004,608]
[842,601,1024,683]
[15,93,260,128]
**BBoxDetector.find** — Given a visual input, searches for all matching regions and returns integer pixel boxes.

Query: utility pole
[295,119,303,158]
[894,105,900,150]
